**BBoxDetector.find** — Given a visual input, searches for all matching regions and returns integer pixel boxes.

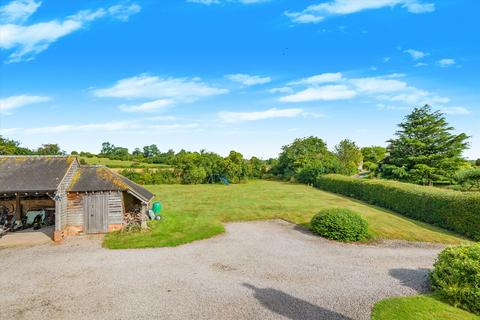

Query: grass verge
[104,180,470,249]
[371,295,480,320]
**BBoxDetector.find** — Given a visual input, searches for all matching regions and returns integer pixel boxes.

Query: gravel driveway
[0,220,443,320]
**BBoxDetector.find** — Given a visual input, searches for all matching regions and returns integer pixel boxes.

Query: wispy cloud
[404,48,428,60]
[350,76,408,93]
[0,0,40,24]
[268,87,294,94]
[285,0,435,24]
[415,62,428,67]
[288,72,343,86]
[1,120,199,135]
[279,85,357,102]
[187,0,269,5]
[118,99,175,113]
[218,107,304,123]
[94,74,228,113]
[277,72,451,107]
[226,73,271,86]
[0,94,51,114]
[94,74,228,101]
[0,1,141,63]
[437,58,456,68]
[440,106,471,115]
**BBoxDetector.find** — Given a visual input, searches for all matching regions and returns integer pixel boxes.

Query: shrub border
[314,174,480,240]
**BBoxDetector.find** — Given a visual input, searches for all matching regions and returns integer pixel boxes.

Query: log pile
[122,207,148,232]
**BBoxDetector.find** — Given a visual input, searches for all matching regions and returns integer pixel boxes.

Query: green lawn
[372,295,480,320]
[104,180,470,249]
[79,156,170,169]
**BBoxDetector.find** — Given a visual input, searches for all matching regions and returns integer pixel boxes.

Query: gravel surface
[0,220,443,320]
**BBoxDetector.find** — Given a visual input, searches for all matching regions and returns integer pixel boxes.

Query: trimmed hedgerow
[310,208,369,242]
[314,174,480,240]
[430,244,480,315]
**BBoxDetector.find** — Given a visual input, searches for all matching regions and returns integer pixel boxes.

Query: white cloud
[284,12,324,24]
[383,57,391,63]
[268,87,294,94]
[94,74,228,101]
[119,99,175,112]
[0,2,141,63]
[226,73,271,86]
[404,48,428,60]
[285,0,434,24]
[415,62,428,67]
[3,121,199,134]
[378,87,450,105]
[0,0,40,23]
[218,108,304,123]
[187,0,268,5]
[0,94,51,114]
[437,58,456,68]
[288,72,343,86]
[440,106,471,115]
[107,3,141,22]
[279,85,357,103]
[277,72,453,109]
[350,77,408,93]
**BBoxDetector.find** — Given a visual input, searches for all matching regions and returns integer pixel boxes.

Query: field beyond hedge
[79,156,170,169]
[104,180,469,249]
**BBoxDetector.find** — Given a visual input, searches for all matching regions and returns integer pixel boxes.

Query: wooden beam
[15,193,21,218]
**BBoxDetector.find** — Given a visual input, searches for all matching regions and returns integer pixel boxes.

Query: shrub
[315,174,480,240]
[310,208,369,242]
[119,169,179,185]
[456,168,480,190]
[430,244,480,314]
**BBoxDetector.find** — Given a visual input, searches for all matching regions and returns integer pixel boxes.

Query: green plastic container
[152,202,162,215]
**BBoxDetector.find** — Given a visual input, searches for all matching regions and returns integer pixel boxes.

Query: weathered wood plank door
[84,194,109,234]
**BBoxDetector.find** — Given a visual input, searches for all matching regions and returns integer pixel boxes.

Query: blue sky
[0,0,479,159]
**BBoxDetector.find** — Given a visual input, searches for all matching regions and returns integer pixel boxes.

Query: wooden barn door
[84,194,109,234]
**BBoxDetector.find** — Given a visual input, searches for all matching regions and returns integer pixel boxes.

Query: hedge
[430,244,480,314]
[314,174,480,240]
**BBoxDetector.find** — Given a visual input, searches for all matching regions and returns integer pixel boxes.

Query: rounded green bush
[310,208,369,242]
[430,244,480,315]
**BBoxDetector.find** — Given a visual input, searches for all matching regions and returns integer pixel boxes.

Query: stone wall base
[64,225,84,236]
[108,224,123,232]
[53,231,64,242]
[54,224,123,240]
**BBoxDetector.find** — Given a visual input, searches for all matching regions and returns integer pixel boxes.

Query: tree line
[1,105,479,188]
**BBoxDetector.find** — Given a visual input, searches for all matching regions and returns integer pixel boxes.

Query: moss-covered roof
[0,156,76,193]
[68,166,154,202]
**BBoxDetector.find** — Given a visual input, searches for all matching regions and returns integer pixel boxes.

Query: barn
[0,156,154,241]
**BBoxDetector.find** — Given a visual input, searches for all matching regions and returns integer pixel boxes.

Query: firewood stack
[122,207,149,231]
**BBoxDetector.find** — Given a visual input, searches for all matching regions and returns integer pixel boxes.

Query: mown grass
[79,156,170,169]
[372,295,480,320]
[104,180,470,249]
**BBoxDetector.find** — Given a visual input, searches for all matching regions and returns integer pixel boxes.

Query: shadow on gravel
[388,268,432,293]
[243,283,353,320]
[293,224,315,236]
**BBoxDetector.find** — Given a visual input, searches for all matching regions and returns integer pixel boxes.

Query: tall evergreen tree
[383,105,469,184]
